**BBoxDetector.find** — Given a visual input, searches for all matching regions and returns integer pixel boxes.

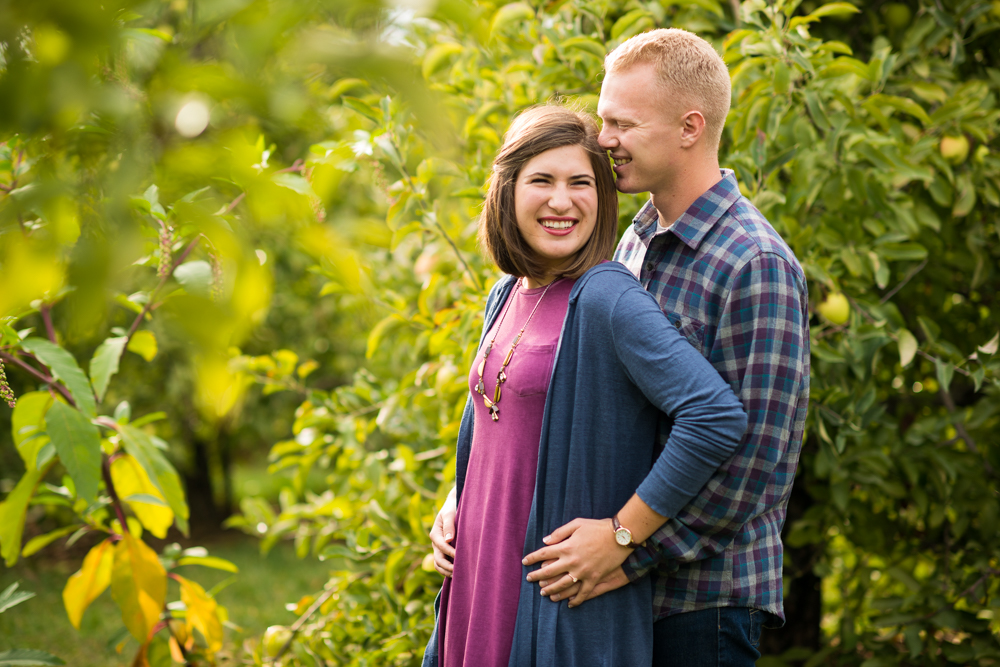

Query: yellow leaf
[176,574,225,654]
[63,538,114,628]
[127,330,158,362]
[111,454,174,538]
[111,532,167,642]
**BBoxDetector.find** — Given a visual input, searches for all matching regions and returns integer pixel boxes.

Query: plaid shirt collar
[632,169,742,251]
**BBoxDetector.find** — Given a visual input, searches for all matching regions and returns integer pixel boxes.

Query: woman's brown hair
[479,105,618,281]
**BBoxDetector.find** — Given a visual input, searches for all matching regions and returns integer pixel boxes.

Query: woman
[423,106,747,667]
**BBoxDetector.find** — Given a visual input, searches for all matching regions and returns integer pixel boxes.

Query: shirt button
[644,261,655,272]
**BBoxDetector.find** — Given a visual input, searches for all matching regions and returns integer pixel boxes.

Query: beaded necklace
[475,278,560,422]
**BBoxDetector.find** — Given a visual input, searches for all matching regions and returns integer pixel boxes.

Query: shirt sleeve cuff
[622,544,660,582]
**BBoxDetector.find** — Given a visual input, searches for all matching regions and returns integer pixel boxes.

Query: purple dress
[439,278,574,667]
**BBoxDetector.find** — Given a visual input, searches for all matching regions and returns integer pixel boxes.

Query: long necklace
[476,278,559,422]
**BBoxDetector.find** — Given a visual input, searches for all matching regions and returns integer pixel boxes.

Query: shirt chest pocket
[666,312,707,356]
[503,344,556,397]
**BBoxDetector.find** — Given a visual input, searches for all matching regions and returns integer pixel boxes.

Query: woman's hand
[429,487,457,577]
[521,518,632,607]
[536,567,630,605]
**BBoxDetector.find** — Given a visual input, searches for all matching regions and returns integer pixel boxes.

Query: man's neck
[650,160,723,229]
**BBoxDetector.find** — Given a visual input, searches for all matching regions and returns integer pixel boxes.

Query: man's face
[597,63,682,198]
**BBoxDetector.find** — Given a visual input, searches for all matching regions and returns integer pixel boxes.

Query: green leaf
[490,3,534,40]
[422,42,463,79]
[935,359,954,393]
[0,465,50,566]
[0,649,65,666]
[809,2,861,18]
[896,329,918,367]
[173,261,213,297]
[21,524,81,558]
[20,339,96,417]
[272,173,314,196]
[45,402,101,505]
[611,8,654,42]
[0,582,35,613]
[865,94,931,125]
[560,36,606,60]
[118,425,189,536]
[12,391,54,471]
[126,330,157,362]
[176,555,239,572]
[89,337,127,402]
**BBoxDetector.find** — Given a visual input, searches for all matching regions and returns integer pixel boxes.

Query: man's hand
[429,488,457,577]
[522,518,632,608]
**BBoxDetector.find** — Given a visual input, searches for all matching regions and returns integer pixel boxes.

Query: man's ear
[679,110,706,148]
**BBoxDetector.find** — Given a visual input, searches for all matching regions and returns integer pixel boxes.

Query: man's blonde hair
[605,28,731,151]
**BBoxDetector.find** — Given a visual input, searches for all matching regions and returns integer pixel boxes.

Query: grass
[0,533,332,666]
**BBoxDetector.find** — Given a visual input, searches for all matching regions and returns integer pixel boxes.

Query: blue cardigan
[424,263,747,667]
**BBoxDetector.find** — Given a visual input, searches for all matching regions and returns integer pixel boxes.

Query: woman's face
[514,144,598,281]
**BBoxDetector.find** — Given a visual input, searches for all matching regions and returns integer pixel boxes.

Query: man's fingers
[542,519,582,545]
[547,580,581,603]
[567,578,597,608]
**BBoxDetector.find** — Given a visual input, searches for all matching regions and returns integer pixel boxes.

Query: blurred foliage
[1,0,1000,665]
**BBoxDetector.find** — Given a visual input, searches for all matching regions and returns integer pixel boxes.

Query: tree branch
[102,454,131,534]
[0,351,77,407]
[880,259,927,304]
[41,305,56,343]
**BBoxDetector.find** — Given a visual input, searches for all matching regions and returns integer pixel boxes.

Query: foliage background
[1,0,999,665]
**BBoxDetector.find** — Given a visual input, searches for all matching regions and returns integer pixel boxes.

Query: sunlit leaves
[63,538,114,629]
[111,532,167,643]
[175,575,225,654]
[126,331,158,362]
[0,464,51,566]
[110,454,173,539]
[118,425,189,537]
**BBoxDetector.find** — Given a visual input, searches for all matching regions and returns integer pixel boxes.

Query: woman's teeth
[541,220,575,229]
[614,158,631,166]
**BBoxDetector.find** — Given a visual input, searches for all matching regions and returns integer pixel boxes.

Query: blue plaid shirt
[614,169,810,624]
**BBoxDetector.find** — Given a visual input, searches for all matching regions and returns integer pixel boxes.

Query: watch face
[615,528,631,546]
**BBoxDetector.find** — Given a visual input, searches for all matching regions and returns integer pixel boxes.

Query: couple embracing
[423,28,810,667]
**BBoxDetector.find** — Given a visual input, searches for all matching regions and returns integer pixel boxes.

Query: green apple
[940,134,970,164]
[422,552,437,572]
[817,292,850,325]
[263,625,293,657]
[883,3,912,28]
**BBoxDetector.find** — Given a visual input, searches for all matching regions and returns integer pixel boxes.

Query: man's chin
[613,178,645,195]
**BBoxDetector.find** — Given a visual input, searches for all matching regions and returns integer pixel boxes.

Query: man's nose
[597,124,615,149]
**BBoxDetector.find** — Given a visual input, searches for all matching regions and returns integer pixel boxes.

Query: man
[432,28,810,665]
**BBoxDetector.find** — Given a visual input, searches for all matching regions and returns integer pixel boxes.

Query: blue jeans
[652,607,762,666]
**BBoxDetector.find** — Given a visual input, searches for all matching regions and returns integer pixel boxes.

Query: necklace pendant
[477,358,486,377]
[475,377,485,394]
[493,383,502,403]
[498,370,507,383]
[489,403,499,421]
[483,396,493,408]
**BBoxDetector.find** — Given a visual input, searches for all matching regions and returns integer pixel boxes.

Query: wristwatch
[612,514,642,548]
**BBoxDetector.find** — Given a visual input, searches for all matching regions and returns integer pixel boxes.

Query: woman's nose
[548,184,571,210]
